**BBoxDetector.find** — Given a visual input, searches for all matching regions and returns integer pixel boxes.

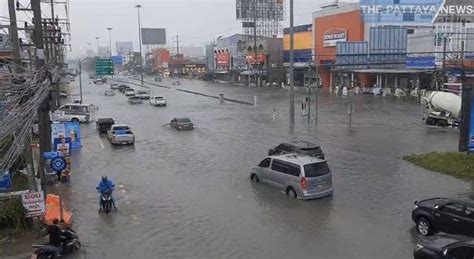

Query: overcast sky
[1,0,355,58]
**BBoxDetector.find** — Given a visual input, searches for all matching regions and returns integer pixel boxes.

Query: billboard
[406,56,435,69]
[236,0,284,21]
[116,41,133,55]
[469,91,474,152]
[323,28,347,47]
[141,28,166,45]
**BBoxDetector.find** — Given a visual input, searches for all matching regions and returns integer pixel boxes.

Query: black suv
[268,141,325,159]
[412,197,474,237]
[414,234,474,259]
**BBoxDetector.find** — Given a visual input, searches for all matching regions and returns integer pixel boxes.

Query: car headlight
[415,244,424,251]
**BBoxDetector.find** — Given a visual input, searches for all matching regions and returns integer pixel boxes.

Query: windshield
[113,126,130,131]
[177,118,191,123]
[304,162,330,178]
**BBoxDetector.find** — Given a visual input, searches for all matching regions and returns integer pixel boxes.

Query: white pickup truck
[107,125,135,145]
[150,96,167,106]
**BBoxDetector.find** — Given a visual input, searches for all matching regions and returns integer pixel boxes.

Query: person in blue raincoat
[96,176,116,210]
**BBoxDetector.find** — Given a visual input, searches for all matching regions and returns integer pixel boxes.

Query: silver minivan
[249,154,333,199]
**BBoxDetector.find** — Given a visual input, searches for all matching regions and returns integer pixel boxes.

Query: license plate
[121,141,127,145]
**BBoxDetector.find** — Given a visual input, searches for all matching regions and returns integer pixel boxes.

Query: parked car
[105,90,115,96]
[51,103,97,123]
[150,96,167,106]
[96,118,115,134]
[414,234,474,259]
[125,89,135,97]
[412,197,474,237]
[118,85,130,93]
[110,84,119,90]
[128,96,143,105]
[249,154,333,200]
[170,117,193,130]
[135,90,150,100]
[107,125,135,145]
[268,140,325,159]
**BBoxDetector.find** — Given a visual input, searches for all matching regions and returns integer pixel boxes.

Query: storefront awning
[350,68,433,74]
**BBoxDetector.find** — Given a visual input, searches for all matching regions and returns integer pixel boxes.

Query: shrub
[0,197,31,231]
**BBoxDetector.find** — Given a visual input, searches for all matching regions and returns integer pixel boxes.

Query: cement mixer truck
[423,91,461,128]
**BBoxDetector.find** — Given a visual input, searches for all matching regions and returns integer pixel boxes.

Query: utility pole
[289,0,295,124]
[135,4,144,85]
[314,58,319,125]
[79,60,83,104]
[32,0,50,191]
[176,34,180,77]
[107,27,112,57]
[95,36,100,56]
[50,0,55,65]
[8,0,21,72]
[253,0,258,87]
[307,59,311,124]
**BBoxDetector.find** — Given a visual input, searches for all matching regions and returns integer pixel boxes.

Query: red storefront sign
[216,52,230,65]
[246,53,266,65]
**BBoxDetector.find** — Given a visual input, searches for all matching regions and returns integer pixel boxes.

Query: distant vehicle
[110,83,119,90]
[249,154,333,200]
[89,75,95,79]
[51,103,97,123]
[94,78,105,85]
[170,117,193,130]
[96,118,115,133]
[268,141,325,159]
[150,96,167,106]
[413,234,474,259]
[118,85,130,93]
[131,75,140,80]
[412,197,474,237]
[128,96,143,105]
[107,125,135,145]
[172,81,181,85]
[105,90,115,96]
[135,90,150,100]
[125,89,135,97]
[423,91,461,128]
[154,76,162,82]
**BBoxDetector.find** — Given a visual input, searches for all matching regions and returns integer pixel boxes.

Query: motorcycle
[97,187,115,214]
[31,228,81,259]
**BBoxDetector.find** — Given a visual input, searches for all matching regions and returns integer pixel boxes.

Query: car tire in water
[286,187,297,198]
[416,217,432,236]
[251,174,259,183]
[425,118,436,126]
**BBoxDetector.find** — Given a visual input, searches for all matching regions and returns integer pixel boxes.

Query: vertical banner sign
[468,93,474,152]
[51,122,66,145]
[21,191,45,218]
[65,122,81,150]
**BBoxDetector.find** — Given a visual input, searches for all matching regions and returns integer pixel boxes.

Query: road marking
[96,136,105,149]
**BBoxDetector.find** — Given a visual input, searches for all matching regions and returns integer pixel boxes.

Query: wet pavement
[50,75,470,258]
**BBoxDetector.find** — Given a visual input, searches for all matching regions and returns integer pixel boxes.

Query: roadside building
[242,37,284,86]
[283,24,314,87]
[212,34,247,81]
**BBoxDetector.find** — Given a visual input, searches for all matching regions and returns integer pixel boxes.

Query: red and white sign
[216,52,230,65]
[21,191,45,218]
[323,28,347,47]
[246,53,266,65]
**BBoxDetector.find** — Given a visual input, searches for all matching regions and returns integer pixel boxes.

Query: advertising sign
[469,92,474,152]
[21,191,45,217]
[323,28,347,47]
[51,122,66,143]
[65,122,81,150]
[359,0,444,24]
[406,56,436,69]
[44,152,71,173]
[246,53,266,65]
[0,171,11,191]
[141,28,166,45]
[53,137,72,156]
[216,52,230,65]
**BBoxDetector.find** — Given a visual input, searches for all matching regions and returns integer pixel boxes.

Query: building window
[403,13,415,21]
[407,29,414,34]
[393,0,400,4]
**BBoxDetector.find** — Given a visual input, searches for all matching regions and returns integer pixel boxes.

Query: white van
[51,103,97,123]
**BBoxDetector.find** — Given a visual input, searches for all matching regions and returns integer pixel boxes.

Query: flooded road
[54,75,470,258]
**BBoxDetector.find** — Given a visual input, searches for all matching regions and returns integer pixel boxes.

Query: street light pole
[135,4,144,85]
[95,37,100,56]
[79,59,83,104]
[289,0,295,124]
[106,27,112,57]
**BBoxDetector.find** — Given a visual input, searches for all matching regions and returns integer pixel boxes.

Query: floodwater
[49,75,470,258]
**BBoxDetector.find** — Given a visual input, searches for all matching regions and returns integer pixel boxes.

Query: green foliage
[403,152,474,180]
[0,198,32,231]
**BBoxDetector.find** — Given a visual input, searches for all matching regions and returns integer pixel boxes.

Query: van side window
[286,163,301,177]
[271,159,287,174]
[258,158,271,168]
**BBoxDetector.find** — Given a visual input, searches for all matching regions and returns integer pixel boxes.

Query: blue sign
[469,92,474,152]
[0,171,12,191]
[65,122,81,150]
[406,56,436,69]
[112,55,124,65]
[50,157,67,172]
[360,0,444,24]
[53,137,72,156]
[466,53,474,60]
